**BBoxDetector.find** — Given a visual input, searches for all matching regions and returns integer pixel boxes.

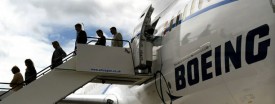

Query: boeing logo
[175,24,271,91]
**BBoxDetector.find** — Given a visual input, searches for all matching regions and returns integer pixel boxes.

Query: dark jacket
[51,47,66,69]
[25,67,37,85]
[95,36,106,46]
[76,30,87,44]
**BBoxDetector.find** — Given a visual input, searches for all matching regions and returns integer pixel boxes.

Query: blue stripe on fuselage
[134,0,237,37]
[184,0,237,21]
[164,0,237,33]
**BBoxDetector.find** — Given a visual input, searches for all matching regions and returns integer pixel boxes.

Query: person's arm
[118,33,123,47]
[95,38,100,45]
[61,48,66,58]
[103,37,106,46]
[58,48,66,59]
[111,39,115,47]
[10,74,18,88]
[53,48,66,61]
[79,31,87,44]
[113,35,119,47]
[97,37,106,46]
[82,31,87,43]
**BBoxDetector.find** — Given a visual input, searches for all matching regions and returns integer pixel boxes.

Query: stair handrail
[0,38,99,99]
[87,36,132,44]
[0,88,10,90]
[0,83,10,85]
[0,64,52,98]
[0,50,77,99]
[0,37,133,99]
[0,83,11,91]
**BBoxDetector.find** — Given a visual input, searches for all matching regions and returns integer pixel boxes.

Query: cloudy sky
[0,0,150,85]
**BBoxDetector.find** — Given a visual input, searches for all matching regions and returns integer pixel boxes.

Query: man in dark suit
[74,23,87,51]
[51,41,67,69]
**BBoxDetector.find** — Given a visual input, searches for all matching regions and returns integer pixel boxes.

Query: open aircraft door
[131,5,158,74]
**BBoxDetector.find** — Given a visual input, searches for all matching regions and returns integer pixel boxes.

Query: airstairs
[0,5,157,104]
[0,43,153,104]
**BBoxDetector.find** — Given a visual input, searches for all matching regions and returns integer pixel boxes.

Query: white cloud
[0,34,52,82]
[0,0,52,82]
[87,0,148,33]
[0,0,150,83]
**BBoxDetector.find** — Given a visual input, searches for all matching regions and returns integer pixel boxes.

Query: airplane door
[131,5,155,74]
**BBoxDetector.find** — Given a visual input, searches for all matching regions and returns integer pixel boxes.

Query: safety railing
[0,83,10,101]
[37,51,76,78]
[0,37,135,100]
[0,38,113,99]
[87,37,132,47]
[0,83,11,91]
[0,83,11,101]
[0,88,10,90]
[0,50,76,100]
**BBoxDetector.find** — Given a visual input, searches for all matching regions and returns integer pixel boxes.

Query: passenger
[95,29,106,46]
[24,59,37,85]
[51,41,67,69]
[10,66,24,91]
[75,23,87,50]
[110,27,123,47]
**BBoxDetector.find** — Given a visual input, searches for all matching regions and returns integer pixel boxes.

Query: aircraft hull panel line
[0,70,96,104]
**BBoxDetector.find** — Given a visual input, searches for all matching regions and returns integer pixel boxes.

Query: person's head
[96,29,104,37]
[25,59,34,69]
[52,41,60,49]
[110,27,117,35]
[75,23,82,32]
[11,66,20,74]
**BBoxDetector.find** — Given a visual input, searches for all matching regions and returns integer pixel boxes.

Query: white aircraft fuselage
[103,0,275,104]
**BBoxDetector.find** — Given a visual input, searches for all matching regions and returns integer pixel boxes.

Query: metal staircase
[0,43,153,104]
[0,5,157,104]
